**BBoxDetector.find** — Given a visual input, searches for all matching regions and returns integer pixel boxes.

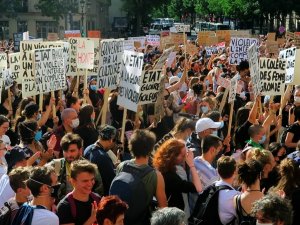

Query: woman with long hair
[153,139,202,211]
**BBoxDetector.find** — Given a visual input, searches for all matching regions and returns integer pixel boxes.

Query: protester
[150,207,185,225]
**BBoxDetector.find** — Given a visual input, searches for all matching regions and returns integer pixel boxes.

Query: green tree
[0,0,25,17]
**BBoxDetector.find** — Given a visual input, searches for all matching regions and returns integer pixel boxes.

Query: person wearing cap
[0,147,27,207]
[84,125,118,196]
[186,117,222,157]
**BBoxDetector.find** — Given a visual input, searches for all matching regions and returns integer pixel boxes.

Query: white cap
[220,54,227,60]
[196,118,222,133]
[169,76,180,85]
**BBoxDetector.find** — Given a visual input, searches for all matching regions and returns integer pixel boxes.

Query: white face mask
[256,222,273,225]
[294,96,300,103]
[71,118,79,128]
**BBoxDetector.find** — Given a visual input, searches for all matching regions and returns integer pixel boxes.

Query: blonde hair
[248,148,272,167]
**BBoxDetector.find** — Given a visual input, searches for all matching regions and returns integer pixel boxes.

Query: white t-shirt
[31,209,59,225]
[1,135,11,146]
[0,174,15,207]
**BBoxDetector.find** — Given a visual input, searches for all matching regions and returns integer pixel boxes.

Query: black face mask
[50,184,61,198]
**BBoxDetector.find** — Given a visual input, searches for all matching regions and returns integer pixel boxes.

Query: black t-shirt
[57,195,94,225]
[235,120,252,150]
[286,122,300,152]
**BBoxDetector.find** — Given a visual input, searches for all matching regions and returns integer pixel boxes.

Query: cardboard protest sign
[294,32,300,48]
[216,30,231,46]
[20,41,65,97]
[286,31,294,40]
[0,53,7,69]
[154,46,175,69]
[230,30,251,37]
[248,43,261,96]
[174,24,190,33]
[34,48,66,94]
[266,40,278,54]
[228,75,238,103]
[277,38,285,46]
[279,47,300,84]
[154,75,166,122]
[170,33,186,50]
[229,37,258,65]
[117,50,144,112]
[98,39,124,89]
[139,69,162,105]
[186,43,198,55]
[267,32,276,41]
[160,36,172,50]
[259,58,286,95]
[166,52,176,67]
[124,40,135,51]
[8,53,21,83]
[146,35,160,46]
[128,37,146,49]
[206,36,218,46]
[76,38,94,70]
[197,31,215,46]
[3,69,14,90]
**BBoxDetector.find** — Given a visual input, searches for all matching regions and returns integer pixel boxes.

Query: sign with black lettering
[279,47,298,84]
[3,69,14,90]
[76,38,94,69]
[117,50,144,112]
[139,69,162,105]
[259,58,286,95]
[0,53,7,69]
[229,37,258,65]
[248,43,261,96]
[228,75,238,103]
[8,53,21,83]
[34,48,65,94]
[146,35,160,46]
[98,39,124,89]
[154,46,174,69]
[175,24,190,33]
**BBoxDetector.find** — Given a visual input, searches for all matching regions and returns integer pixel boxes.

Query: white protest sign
[76,38,94,70]
[3,69,14,90]
[229,37,258,65]
[87,38,100,76]
[205,47,218,57]
[146,35,160,46]
[166,52,177,68]
[67,37,80,76]
[98,39,124,89]
[228,75,238,103]
[124,40,135,51]
[128,37,146,49]
[139,69,162,105]
[20,41,65,97]
[0,53,7,68]
[8,53,21,83]
[259,58,286,96]
[34,48,66,94]
[248,43,261,96]
[117,50,144,112]
[175,24,190,33]
[23,31,29,41]
[279,47,299,84]
[154,46,175,69]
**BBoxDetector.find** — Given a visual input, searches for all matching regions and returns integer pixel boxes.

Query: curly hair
[237,159,262,187]
[152,139,185,174]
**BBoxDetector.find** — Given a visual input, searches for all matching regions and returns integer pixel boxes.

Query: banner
[248,43,261,97]
[76,38,94,70]
[8,53,21,83]
[139,69,162,105]
[34,48,66,94]
[229,37,258,65]
[117,50,144,112]
[154,46,174,69]
[146,35,160,46]
[0,53,7,69]
[98,39,124,89]
[259,58,286,95]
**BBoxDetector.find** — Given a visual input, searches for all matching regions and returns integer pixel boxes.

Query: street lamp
[79,0,91,37]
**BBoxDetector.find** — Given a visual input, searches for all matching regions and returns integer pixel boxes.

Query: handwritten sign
[0,53,7,68]
[139,70,162,105]
[98,39,124,89]
[87,38,100,76]
[146,35,160,46]
[8,53,21,83]
[197,31,215,46]
[228,75,238,103]
[128,37,146,49]
[124,40,135,51]
[34,48,66,94]
[279,47,296,84]
[259,58,286,95]
[229,37,258,65]
[76,38,94,69]
[248,43,261,96]
[175,24,190,33]
[117,50,144,112]
[3,69,14,90]
[154,46,174,69]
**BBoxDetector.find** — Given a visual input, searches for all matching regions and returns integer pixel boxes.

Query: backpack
[109,162,154,225]
[0,202,13,225]
[66,192,101,219]
[11,204,45,225]
[235,195,256,225]
[189,184,234,225]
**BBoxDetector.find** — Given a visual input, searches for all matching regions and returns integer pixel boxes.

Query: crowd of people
[0,33,299,225]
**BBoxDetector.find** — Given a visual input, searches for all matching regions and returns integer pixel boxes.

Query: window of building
[0,21,9,40]
[36,21,58,39]
[17,21,28,33]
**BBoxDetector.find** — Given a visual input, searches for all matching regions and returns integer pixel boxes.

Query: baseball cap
[220,54,227,60]
[169,76,180,85]
[195,118,222,133]
[5,147,27,172]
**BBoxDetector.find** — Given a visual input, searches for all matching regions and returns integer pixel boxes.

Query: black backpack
[109,161,154,225]
[235,195,256,225]
[0,202,13,225]
[189,184,234,225]
[11,204,45,225]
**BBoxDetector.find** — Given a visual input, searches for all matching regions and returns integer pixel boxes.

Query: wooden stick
[39,94,43,112]
[101,88,110,125]
[227,102,234,137]
[95,106,103,127]
[83,69,88,104]
[219,89,229,114]
[51,91,56,119]
[120,108,127,144]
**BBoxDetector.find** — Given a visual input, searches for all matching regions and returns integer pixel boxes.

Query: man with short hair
[150,207,185,225]
[244,124,266,149]
[57,159,101,225]
[96,195,128,225]
[84,125,118,195]
[186,117,222,156]
[13,166,59,225]
[252,194,293,225]
[47,133,103,201]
